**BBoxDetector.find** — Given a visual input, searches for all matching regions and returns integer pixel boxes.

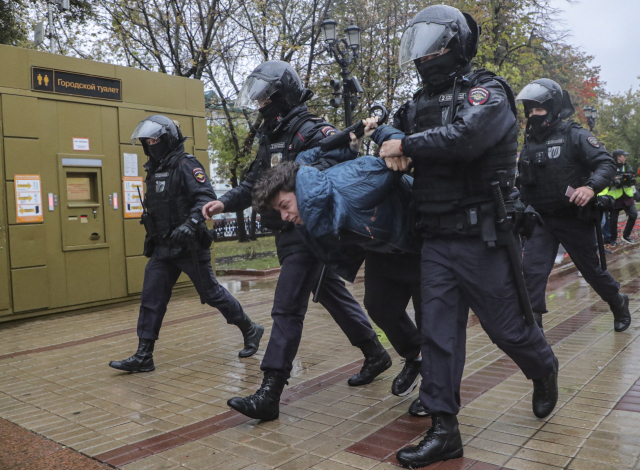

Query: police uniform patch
[587,136,600,148]
[320,126,336,137]
[271,153,283,167]
[468,87,490,106]
[270,142,286,150]
[193,168,206,183]
[548,146,561,159]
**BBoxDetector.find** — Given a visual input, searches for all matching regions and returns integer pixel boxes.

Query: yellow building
[0,44,210,321]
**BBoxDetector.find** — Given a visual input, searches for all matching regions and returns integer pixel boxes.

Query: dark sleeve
[179,156,217,221]
[295,120,356,170]
[400,79,516,162]
[217,156,262,213]
[573,129,616,193]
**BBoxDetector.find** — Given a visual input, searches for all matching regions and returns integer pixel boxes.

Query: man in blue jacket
[252,123,426,413]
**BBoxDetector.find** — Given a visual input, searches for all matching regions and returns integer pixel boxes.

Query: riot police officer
[604,149,637,245]
[109,115,263,373]
[516,79,631,333]
[202,61,387,422]
[378,6,559,467]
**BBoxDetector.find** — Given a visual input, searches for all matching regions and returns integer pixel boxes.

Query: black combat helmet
[399,5,480,88]
[236,61,306,111]
[516,78,575,120]
[130,114,185,161]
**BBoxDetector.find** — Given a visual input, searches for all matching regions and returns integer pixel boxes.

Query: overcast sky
[549,0,640,94]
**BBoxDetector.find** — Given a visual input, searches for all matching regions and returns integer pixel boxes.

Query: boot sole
[396,447,464,468]
[238,326,265,358]
[393,375,420,397]
[347,357,393,386]
[108,363,155,373]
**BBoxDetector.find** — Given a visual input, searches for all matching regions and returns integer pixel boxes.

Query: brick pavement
[1,249,640,470]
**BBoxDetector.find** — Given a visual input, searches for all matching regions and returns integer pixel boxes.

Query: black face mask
[259,102,282,126]
[527,113,557,139]
[147,139,170,163]
[415,52,460,89]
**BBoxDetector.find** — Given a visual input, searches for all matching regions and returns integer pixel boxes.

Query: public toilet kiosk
[0,44,211,321]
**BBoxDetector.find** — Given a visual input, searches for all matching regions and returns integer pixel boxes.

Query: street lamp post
[320,19,362,127]
[584,106,599,133]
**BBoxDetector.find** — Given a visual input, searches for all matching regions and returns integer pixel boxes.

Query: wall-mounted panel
[118,108,146,145]
[193,117,208,151]
[2,95,38,138]
[12,266,49,312]
[8,225,47,268]
[4,138,42,180]
[126,255,147,294]
[65,248,111,305]
[124,219,145,257]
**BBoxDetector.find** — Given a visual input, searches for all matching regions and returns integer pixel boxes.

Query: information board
[15,175,43,223]
[123,176,144,219]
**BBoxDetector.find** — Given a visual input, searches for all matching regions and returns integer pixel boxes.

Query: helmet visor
[399,22,454,67]
[236,74,280,110]
[515,83,555,104]
[130,120,168,145]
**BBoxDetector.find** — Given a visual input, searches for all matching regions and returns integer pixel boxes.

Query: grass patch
[214,236,276,259]
[217,256,280,272]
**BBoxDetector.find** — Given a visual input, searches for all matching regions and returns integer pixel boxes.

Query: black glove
[171,218,199,247]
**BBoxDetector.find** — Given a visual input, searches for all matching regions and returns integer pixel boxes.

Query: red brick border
[614,378,640,413]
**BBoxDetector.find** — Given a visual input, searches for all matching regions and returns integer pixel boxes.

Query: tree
[596,90,640,169]
[0,0,27,45]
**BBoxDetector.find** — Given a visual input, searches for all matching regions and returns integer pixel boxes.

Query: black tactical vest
[409,70,519,216]
[518,121,590,212]
[256,109,321,230]
[145,152,193,242]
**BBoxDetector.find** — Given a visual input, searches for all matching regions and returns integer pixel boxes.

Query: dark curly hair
[252,162,300,212]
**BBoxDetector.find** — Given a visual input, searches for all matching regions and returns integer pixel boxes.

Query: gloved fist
[171,219,198,246]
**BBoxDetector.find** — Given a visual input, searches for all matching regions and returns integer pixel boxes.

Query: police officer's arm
[179,156,218,220]
[398,81,516,162]
[216,158,261,214]
[298,121,355,170]
[574,130,616,194]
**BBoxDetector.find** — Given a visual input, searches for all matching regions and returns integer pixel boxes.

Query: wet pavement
[1,247,640,470]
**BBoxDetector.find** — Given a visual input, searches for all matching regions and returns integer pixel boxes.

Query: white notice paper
[72,138,90,151]
[123,153,138,177]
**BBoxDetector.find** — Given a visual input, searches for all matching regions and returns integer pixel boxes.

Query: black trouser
[523,217,620,315]
[137,251,245,340]
[419,237,556,415]
[364,251,421,361]
[610,203,638,242]
[261,250,376,379]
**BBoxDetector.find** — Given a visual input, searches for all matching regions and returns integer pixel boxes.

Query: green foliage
[0,0,27,45]
[208,118,259,184]
[596,90,640,168]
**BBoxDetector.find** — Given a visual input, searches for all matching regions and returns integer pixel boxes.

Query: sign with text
[123,176,144,219]
[15,175,43,223]
[31,67,122,101]
[72,138,90,151]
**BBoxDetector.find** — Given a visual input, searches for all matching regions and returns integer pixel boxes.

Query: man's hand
[363,116,379,138]
[349,132,364,153]
[384,156,412,172]
[380,139,403,159]
[569,186,595,207]
[202,200,224,220]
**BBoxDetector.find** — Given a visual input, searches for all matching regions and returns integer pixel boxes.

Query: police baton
[319,105,389,152]
[490,181,535,326]
[189,237,206,305]
[593,205,607,272]
[312,265,329,303]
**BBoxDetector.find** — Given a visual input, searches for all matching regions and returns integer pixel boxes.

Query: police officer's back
[377,6,559,468]
[516,79,631,333]
[109,115,262,374]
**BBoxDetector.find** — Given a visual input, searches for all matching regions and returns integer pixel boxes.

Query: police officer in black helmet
[379,6,559,467]
[109,115,263,373]
[516,79,631,332]
[202,61,386,422]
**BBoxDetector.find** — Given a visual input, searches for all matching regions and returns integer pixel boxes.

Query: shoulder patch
[587,136,600,148]
[192,167,206,183]
[320,125,337,137]
[468,87,490,106]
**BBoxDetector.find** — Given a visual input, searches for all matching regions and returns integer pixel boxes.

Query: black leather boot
[237,317,264,358]
[392,358,422,396]
[348,336,392,386]
[533,312,543,331]
[609,293,631,332]
[109,339,155,372]
[227,370,287,421]
[408,397,429,417]
[532,355,559,418]
[396,413,463,468]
